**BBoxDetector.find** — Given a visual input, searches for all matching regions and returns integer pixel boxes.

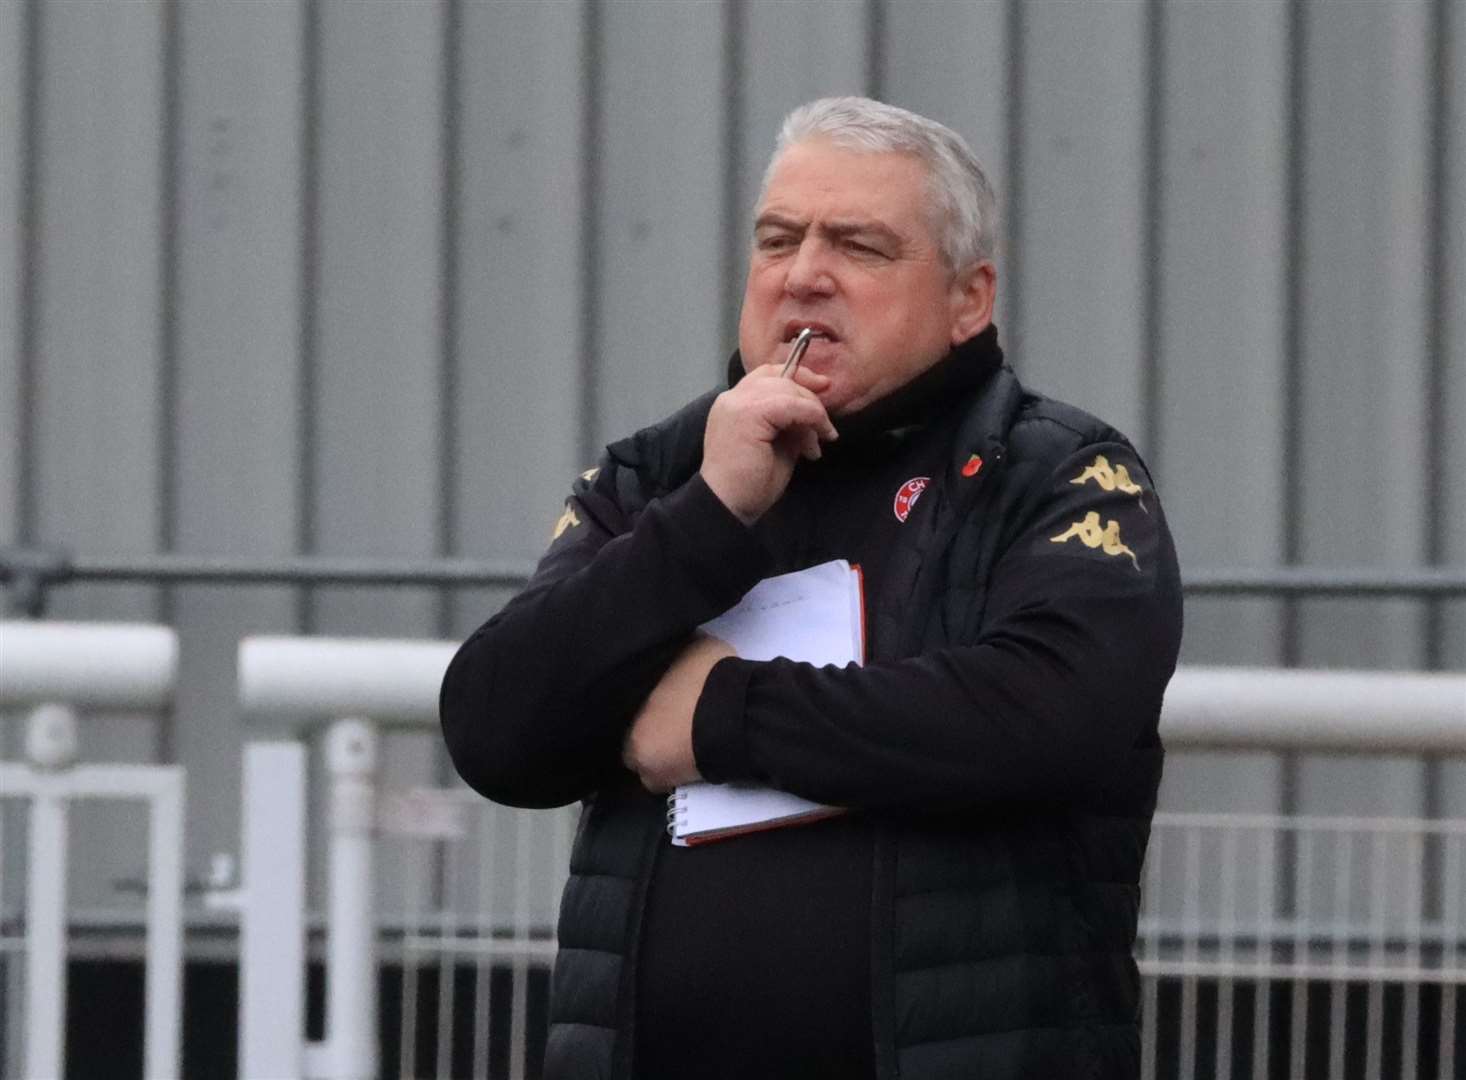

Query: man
[441,97,1182,1079]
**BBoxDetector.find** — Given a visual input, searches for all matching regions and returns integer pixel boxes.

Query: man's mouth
[782,322,838,344]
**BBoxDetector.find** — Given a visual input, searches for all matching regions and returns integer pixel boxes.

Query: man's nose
[783,238,835,300]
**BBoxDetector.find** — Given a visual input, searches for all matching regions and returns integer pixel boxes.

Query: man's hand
[700,365,838,525]
[622,633,737,793]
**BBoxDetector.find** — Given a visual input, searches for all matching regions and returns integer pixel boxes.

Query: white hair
[760,96,998,272]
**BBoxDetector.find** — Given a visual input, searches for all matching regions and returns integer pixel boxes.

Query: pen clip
[780,327,815,378]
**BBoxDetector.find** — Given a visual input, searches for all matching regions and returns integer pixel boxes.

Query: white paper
[669,559,863,846]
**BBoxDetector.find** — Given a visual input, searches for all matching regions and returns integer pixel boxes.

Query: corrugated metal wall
[1,0,1462,914]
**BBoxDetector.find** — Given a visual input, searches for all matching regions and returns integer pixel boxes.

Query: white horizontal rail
[0,620,178,710]
[237,637,1466,753]
[238,636,456,725]
[1162,665,1466,753]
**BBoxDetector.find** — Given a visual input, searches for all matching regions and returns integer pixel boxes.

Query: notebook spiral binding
[665,790,688,837]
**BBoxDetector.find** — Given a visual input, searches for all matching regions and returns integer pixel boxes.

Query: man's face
[737,138,993,416]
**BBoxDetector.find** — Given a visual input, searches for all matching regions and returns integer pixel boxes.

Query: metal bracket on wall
[0,546,73,617]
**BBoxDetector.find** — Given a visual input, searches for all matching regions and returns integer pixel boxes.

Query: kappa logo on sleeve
[551,503,581,541]
[1070,454,1147,511]
[1050,511,1139,570]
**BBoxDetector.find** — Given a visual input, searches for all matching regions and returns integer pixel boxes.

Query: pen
[780,327,815,378]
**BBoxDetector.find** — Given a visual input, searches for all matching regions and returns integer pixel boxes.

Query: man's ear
[949,261,997,345]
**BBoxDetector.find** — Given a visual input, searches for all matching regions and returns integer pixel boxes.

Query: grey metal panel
[880,1,1007,184]
[1293,3,1435,817]
[1010,0,1147,440]
[880,0,1009,331]
[453,0,585,575]
[0,0,23,553]
[592,1,730,450]
[736,1,870,248]
[1152,0,1290,816]
[170,0,304,876]
[448,1,588,654]
[1295,1,1432,669]
[312,0,446,900]
[447,4,591,911]
[1155,0,1289,668]
[31,0,166,600]
[312,0,443,635]
[30,0,168,907]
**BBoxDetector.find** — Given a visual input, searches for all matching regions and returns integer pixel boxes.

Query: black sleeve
[690,441,1183,813]
[439,467,772,808]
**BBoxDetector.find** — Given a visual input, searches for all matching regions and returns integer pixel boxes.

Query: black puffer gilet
[544,365,1162,1080]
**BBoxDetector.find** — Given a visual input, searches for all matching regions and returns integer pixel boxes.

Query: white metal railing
[381,789,575,1080]
[1140,813,1464,1080]
[232,636,458,1080]
[0,620,183,1080]
[233,637,1466,1080]
[1160,665,1466,753]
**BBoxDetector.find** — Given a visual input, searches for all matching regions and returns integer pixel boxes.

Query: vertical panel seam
[432,0,463,841]
[1423,0,1450,669]
[438,0,462,581]
[16,0,42,550]
[297,0,321,633]
[718,0,745,359]
[865,0,885,102]
[1277,0,1310,903]
[1420,0,1453,834]
[1281,0,1308,668]
[578,0,602,467]
[1002,0,1025,364]
[156,0,183,763]
[1140,0,1166,465]
[159,0,181,561]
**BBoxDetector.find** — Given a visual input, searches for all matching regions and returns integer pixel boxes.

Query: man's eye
[757,234,795,252]
[847,239,888,258]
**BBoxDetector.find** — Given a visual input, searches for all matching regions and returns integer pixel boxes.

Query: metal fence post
[235,740,309,1080]
[25,792,69,1077]
[323,718,380,1080]
[21,704,78,1080]
[144,767,185,1080]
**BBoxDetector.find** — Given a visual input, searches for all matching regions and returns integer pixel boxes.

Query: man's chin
[818,384,861,418]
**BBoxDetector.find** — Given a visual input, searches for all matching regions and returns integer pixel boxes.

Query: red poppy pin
[961,454,983,478]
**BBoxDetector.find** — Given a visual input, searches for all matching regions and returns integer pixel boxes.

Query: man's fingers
[752,393,838,444]
[801,428,822,461]
[735,367,839,440]
[702,369,838,523]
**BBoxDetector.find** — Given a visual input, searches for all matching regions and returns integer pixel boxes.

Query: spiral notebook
[667,559,865,847]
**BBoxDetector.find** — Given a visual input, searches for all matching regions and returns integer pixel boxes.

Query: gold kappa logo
[1050,511,1139,570]
[551,503,580,540]
[1070,454,1146,511]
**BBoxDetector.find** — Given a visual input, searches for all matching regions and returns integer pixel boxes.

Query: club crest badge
[893,476,929,523]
